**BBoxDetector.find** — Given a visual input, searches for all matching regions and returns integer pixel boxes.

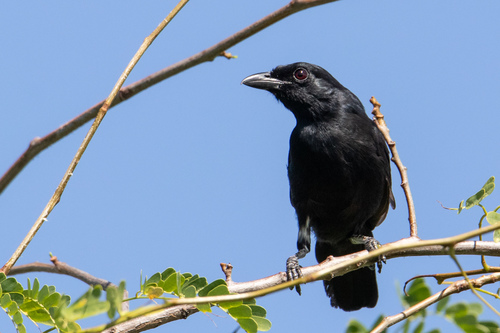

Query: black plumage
[242,62,395,311]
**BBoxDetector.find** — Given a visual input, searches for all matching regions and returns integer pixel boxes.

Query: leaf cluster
[455,177,500,242]
[347,279,499,333]
[1,272,76,332]
[1,266,272,333]
[139,268,271,333]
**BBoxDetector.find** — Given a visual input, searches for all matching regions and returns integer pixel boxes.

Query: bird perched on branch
[242,62,395,311]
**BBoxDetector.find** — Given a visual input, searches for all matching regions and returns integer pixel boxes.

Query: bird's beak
[241,72,285,91]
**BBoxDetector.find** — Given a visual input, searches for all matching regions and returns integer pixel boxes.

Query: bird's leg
[286,216,311,295]
[286,247,309,295]
[350,235,386,273]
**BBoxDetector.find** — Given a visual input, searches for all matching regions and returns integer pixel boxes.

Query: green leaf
[107,281,125,319]
[8,302,19,314]
[61,285,110,321]
[468,303,483,316]
[1,277,24,293]
[228,305,252,318]
[144,272,162,286]
[145,286,164,299]
[346,319,368,333]
[456,324,487,333]
[182,285,196,298]
[436,296,449,313]
[13,310,23,324]
[249,305,266,317]
[243,298,256,305]
[161,272,185,294]
[457,200,465,214]
[10,292,24,306]
[219,298,243,310]
[466,189,486,209]
[426,330,441,333]
[32,278,40,299]
[483,176,495,196]
[174,272,186,295]
[25,308,52,323]
[19,299,43,312]
[182,275,208,293]
[161,267,176,280]
[493,230,500,243]
[465,177,495,209]
[17,323,27,333]
[414,321,424,333]
[479,321,500,332]
[1,293,13,307]
[404,279,431,308]
[207,284,230,297]
[486,211,500,225]
[176,272,183,296]
[42,292,62,309]
[195,302,212,313]
[445,302,467,319]
[238,317,258,333]
[37,285,50,303]
[198,279,226,297]
[253,316,272,331]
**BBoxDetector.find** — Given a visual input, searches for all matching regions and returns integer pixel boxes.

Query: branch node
[220,263,233,284]
[219,51,237,59]
[29,137,42,147]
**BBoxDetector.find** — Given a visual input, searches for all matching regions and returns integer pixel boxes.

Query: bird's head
[242,62,363,122]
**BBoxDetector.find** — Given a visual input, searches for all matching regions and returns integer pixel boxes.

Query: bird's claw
[350,235,386,273]
[286,255,303,295]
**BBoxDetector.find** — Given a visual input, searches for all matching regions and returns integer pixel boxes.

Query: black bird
[242,62,395,311]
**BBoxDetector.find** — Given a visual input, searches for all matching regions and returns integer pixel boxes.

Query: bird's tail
[315,239,378,311]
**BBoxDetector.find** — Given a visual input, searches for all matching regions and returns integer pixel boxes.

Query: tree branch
[9,256,130,312]
[403,267,500,294]
[371,97,418,237]
[91,236,500,333]
[0,0,189,275]
[0,0,340,196]
[10,232,500,332]
[8,256,117,290]
[372,273,500,333]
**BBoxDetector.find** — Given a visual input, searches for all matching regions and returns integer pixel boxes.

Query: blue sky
[1,1,499,332]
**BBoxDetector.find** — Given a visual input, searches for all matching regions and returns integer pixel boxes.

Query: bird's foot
[350,235,386,273]
[286,254,303,295]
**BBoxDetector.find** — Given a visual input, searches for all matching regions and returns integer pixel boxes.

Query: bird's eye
[293,68,308,81]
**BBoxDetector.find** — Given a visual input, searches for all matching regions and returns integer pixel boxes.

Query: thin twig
[9,256,116,290]
[9,256,130,312]
[403,267,500,295]
[448,247,500,317]
[371,96,418,237]
[0,0,340,196]
[0,0,189,275]
[372,273,500,333]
